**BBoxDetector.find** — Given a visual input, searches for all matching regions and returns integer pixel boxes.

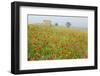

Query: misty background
[28,15,88,29]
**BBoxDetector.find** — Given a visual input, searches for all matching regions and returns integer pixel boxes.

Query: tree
[66,22,71,28]
[55,23,58,26]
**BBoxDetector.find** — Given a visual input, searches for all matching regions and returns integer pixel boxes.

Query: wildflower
[34,47,42,51]
[35,53,41,58]
[30,58,35,61]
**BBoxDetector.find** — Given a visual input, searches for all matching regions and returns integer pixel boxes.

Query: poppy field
[28,24,88,61]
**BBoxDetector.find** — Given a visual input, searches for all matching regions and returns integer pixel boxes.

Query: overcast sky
[28,15,88,28]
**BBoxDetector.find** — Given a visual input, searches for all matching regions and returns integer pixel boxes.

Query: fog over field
[28,15,88,29]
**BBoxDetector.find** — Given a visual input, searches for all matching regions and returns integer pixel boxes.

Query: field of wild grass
[28,24,88,61]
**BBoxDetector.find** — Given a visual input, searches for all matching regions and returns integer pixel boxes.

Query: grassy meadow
[28,24,88,61]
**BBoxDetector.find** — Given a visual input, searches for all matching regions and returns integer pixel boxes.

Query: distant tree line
[54,22,71,28]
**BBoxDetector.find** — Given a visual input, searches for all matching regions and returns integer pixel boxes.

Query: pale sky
[28,15,88,28]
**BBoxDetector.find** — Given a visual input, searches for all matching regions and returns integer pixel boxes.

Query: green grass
[28,24,88,61]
